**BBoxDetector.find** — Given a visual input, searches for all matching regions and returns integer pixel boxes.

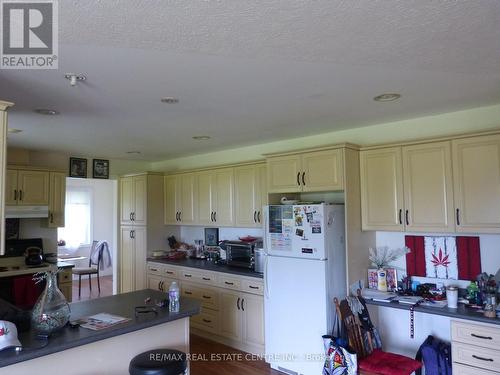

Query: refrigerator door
[264,255,328,375]
[290,204,327,260]
[264,205,295,256]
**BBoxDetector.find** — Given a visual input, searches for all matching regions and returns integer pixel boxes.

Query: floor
[70,275,113,302]
[189,334,281,375]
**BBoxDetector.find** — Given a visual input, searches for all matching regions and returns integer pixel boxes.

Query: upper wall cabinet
[452,134,500,233]
[361,142,454,232]
[46,172,66,228]
[267,149,344,193]
[197,168,234,226]
[120,174,148,225]
[164,173,197,225]
[234,164,266,227]
[6,169,50,206]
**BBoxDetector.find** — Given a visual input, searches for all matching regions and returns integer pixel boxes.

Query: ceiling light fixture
[161,97,179,104]
[373,93,401,102]
[192,136,210,140]
[34,108,59,115]
[126,151,142,155]
[64,73,86,87]
[7,128,22,134]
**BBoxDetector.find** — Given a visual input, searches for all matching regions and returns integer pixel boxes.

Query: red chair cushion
[359,349,422,375]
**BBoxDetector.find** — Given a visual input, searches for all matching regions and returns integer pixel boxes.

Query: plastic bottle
[168,281,180,313]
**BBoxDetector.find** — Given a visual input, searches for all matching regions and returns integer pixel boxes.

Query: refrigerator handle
[264,253,270,299]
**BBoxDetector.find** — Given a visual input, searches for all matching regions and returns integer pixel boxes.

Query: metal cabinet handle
[253,211,257,223]
[202,295,211,299]
[214,212,216,222]
[50,212,54,223]
[132,230,136,239]
[14,190,17,201]
[132,212,136,221]
[237,297,240,310]
[179,212,182,222]
[241,298,245,311]
[471,333,493,340]
[158,281,163,291]
[166,271,174,275]
[472,355,494,362]
[129,230,133,239]
[257,211,261,223]
[302,172,306,186]
[456,208,460,225]
[202,319,212,323]
[225,281,234,285]
[297,172,301,186]
[399,209,402,225]
[130,212,133,221]
[405,210,409,226]
[249,285,259,289]
[184,274,192,278]
[202,277,211,281]
[150,268,158,272]
[184,291,193,295]
[19,190,23,201]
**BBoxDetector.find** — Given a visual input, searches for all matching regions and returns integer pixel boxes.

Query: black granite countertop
[0,289,200,368]
[365,298,500,326]
[147,257,264,279]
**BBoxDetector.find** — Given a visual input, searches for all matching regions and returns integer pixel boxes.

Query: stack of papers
[394,296,424,305]
[72,313,130,331]
[362,289,397,302]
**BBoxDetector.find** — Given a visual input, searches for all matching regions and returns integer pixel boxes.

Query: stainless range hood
[5,205,49,219]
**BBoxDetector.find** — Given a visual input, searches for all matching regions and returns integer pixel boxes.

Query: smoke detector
[64,73,86,87]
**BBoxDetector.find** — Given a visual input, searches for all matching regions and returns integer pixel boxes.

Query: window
[58,187,92,249]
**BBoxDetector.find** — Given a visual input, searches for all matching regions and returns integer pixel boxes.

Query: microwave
[225,240,262,269]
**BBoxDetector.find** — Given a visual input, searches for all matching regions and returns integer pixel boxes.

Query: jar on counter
[446,286,458,309]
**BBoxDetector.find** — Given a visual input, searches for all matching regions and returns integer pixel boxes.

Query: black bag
[415,335,452,375]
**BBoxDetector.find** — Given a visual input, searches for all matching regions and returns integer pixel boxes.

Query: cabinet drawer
[198,271,217,286]
[453,342,500,372]
[452,321,500,350]
[219,275,241,291]
[453,362,499,375]
[163,266,178,278]
[179,269,202,282]
[198,287,219,310]
[241,279,264,295]
[58,270,72,283]
[191,308,219,334]
[147,263,163,275]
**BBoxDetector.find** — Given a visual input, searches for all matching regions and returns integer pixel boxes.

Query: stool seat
[129,349,187,375]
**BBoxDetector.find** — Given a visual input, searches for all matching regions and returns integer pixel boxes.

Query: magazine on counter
[72,313,130,331]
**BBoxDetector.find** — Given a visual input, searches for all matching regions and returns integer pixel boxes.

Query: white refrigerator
[264,203,346,375]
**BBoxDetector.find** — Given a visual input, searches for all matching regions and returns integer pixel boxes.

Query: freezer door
[264,205,295,256]
[264,255,328,375]
[290,204,327,260]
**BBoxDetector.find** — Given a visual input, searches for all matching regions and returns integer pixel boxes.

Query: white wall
[19,219,58,251]
[178,226,263,245]
[371,231,500,355]
[64,178,117,278]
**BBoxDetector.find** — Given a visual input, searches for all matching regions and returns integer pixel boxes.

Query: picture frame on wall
[93,159,109,179]
[69,157,87,178]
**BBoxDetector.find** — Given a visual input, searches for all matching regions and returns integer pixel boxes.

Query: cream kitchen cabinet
[267,148,344,193]
[361,142,454,232]
[234,163,267,227]
[120,226,147,293]
[452,134,500,233]
[5,169,50,206]
[196,168,234,226]
[120,174,147,225]
[46,172,66,228]
[0,101,14,256]
[219,289,243,342]
[164,173,197,225]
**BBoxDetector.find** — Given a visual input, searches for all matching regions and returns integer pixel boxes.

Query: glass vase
[31,269,70,336]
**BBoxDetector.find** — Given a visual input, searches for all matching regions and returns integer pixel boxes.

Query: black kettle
[25,246,43,266]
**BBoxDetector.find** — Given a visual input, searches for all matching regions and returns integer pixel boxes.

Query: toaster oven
[225,240,262,269]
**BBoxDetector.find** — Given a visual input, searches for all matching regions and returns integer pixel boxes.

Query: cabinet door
[360,147,404,231]
[5,169,18,205]
[120,177,134,224]
[234,166,258,227]
[48,172,66,228]
[302,149,344,192]
[133,175,147,225]
[197,171,215,225]
[120,227,135,293]
[164,175,180,224]
[213,169,234,226]
[266,155,302,193]
[452,134,500,233]
[219,290,243,341]
[402,142,454,232]
[133,227,147,290]
[242,293,265,347]
[147,275,165,292]
[257,164,267,223]
[17,170,49,205]
[179,173,197,224]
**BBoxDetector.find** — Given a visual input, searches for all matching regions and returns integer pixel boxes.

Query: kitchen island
[0,289,200,374]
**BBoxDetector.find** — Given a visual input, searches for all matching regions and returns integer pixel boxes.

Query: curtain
[58,187,92,252]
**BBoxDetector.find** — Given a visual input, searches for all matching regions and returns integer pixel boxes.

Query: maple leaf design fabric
[424,237,458,279]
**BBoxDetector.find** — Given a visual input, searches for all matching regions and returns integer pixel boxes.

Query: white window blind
[58,187,92,249]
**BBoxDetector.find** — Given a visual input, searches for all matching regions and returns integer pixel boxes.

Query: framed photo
[204,228,219,247]
[93,159,109,179]
[69,157,87,178]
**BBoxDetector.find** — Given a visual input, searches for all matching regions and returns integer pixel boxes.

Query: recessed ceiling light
[161,97,179,104]
[373,93,401,102]
[7,128,22,134]
[34,108,60,115]
[126,151,141,154]
[192,136,210,140]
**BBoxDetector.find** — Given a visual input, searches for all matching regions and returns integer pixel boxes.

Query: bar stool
[129,349,187,375]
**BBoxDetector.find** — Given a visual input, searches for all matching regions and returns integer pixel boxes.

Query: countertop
[0,289,200,368]
[147,257,264,279]
[0,262,74,278]
[365,298,500,326]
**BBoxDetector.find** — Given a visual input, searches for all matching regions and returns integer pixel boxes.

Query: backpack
[415,335,452,375]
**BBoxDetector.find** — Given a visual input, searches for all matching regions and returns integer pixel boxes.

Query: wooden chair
[71,241,102,298]
[334,293,422,375]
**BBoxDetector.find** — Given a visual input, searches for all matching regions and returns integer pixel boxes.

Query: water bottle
[168,281,180,313]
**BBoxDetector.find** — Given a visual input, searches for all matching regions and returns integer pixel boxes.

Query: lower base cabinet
[146,262,264,354]
[57,268,73,302]
[120,226,147,293]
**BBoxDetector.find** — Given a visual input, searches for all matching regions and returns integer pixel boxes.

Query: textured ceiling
[1,0,500,161]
